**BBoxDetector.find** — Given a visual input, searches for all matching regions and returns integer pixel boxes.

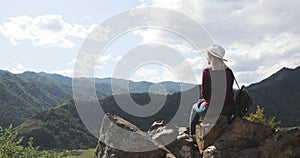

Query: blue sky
[0,0,141,71]
[1,0,299,85]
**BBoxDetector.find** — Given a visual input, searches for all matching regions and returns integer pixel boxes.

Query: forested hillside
[0,70,72,128]
[0,70,193,129]
[247,66,300,127]
[15,100,97,150]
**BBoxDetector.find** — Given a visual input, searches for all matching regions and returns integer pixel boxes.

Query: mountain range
[247,66,300,127]
[0,66,299,150]
[0,70,193,128]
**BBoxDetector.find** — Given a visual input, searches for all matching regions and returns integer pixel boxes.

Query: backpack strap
[233,75,241,90]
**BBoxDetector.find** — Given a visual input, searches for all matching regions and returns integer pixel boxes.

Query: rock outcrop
[95,114,300,158]
[95,114,200,158]
[258,127,300,158]
[95,114,170,158]
[202,117,273,158]
[201,118,300,158]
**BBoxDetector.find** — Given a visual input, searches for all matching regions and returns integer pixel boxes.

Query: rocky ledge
[95,114,300,158]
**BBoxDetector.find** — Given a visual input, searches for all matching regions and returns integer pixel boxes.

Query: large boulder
[95,114,201,158]
[202,117,274,158]
[197,115,230,150]
[258,127,300,158]
[95,114,170,158]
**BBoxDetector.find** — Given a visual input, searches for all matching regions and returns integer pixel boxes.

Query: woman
[190,44,234,135]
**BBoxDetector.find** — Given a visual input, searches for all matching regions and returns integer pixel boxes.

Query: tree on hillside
[246,105,281,130]
[0,125,68,158]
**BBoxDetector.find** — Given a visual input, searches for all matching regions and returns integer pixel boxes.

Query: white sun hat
[207,44,228,61]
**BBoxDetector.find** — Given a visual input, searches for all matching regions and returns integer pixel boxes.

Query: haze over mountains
[0,70,194,128]
[0,66,299,150]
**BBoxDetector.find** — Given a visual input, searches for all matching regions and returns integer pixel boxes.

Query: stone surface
[166,136,197,158]
[95,114,169,158]
[203,117,273,158]
[258,127,300,158]
[198,115,230,150]
[95,114,300,158]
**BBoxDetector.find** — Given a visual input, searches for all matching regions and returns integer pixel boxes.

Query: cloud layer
[1,2,299,85]
[0,14,96,48]
[136,0,300,85]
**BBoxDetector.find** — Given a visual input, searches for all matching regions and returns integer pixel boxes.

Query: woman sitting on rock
[190,44,235,135]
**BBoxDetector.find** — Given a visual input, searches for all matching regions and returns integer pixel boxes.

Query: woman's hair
[207,51,227,71]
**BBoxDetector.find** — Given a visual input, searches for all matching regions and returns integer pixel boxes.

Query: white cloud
[149,0,300,44]
[226,32,300,84]
[133,29,199,53]
[160,66,178,82]
[11,63,25,74]
[68,58,76,65]
[136,0,147,8]
[116,55,123,62]
[96,54,113,69]
[135,67,161,82]
[51,69,74,77]
[72,52,114,77]
[135,0,300,85]
[132,63,201,84]
[167,59,202,84]
[186,57,206,71]
[86,25,110,42]
[235,64,288,86]
[0,14,97,48]
[132,66,180,83]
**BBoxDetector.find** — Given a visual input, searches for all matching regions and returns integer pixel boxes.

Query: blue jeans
[190,102,207,135]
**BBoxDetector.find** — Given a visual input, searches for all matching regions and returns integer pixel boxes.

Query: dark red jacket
[201,67,234,115]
